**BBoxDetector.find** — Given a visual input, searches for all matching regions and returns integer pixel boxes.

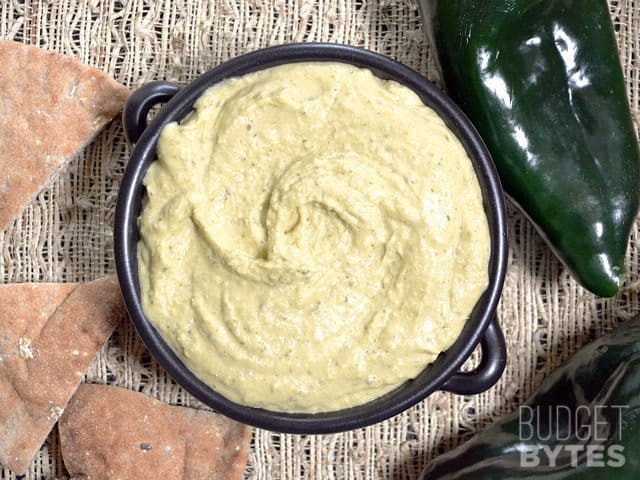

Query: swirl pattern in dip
[138,62,491,412]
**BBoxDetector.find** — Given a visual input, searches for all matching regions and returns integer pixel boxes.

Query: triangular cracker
[0,40,130,231]
[0,276,125,475]
[59,384,251,480]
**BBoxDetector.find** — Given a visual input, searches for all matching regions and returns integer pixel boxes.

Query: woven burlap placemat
[1,1,639,478]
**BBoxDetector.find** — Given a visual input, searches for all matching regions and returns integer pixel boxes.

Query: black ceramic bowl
[115,43,508,434]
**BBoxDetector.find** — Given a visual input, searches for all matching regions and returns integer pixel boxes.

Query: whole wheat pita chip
[0,276,125,475]
[59,384,251,480]
[0,40,130,232]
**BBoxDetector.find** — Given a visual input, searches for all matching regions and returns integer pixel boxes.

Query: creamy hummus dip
[138,62,491,413]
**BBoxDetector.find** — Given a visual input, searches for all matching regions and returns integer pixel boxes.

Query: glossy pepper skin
[421,0,640,297]
[420,315,640,479]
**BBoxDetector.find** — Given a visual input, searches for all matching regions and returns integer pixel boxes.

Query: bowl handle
[441,315,506,395]
[123,81,181,145]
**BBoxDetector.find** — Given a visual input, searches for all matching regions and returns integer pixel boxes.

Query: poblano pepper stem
[420,0,640,297]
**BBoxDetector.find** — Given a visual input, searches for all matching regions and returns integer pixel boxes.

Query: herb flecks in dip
[138,63,490,413]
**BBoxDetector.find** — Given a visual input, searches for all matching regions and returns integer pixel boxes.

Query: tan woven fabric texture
[0,0,638,478]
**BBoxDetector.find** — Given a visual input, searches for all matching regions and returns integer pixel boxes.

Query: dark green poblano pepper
[420,315,640,479]
[420,0,640,297]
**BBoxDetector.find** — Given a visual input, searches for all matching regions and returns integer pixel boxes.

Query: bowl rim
[115,42,508,434]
